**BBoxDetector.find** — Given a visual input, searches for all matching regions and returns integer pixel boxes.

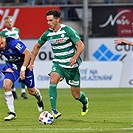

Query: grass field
[0,88,132,133]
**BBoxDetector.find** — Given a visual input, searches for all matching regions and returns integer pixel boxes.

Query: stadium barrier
[34,61,122,88]
[0,61,122,88]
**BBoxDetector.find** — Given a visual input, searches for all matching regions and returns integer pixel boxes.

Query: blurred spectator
[28,0,35,5]
[15,0,19,3]
[44,0,67,5]
[64,1,80,21]
[3,0,28,4]
[35,0,45,5]
[105,0,113,3]
[3,0,14,2]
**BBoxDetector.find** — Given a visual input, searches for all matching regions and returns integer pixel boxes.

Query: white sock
[5,91,15,113]
[21,88,26,93]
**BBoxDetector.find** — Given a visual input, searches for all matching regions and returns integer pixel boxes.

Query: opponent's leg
[11,84,18,99]
[21,83,28,99]
[28,88,44,112]
[71,87,89,116]
[78,92,89,116]
[48,83,61,119]
[4,79,17,121]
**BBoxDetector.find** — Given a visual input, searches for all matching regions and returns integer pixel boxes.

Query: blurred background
[0,0,133,89]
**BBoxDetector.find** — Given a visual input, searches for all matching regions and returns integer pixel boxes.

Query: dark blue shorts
[2,63,35,88]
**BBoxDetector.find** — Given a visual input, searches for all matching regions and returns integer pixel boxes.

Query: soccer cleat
[51,109,61,119]
[12,91,18,99]
[37,100,44,112]
[4,112,17,121]
[21,92,28,99]
[81,97,89,116]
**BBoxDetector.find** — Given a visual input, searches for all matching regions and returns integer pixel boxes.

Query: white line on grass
[0,127,133,131]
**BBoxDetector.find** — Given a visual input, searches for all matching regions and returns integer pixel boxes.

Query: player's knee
[50,79,58,84]
[3,79,12,91]
[3,84,11,91]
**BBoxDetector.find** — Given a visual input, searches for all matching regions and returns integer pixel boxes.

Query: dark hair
[46,10,61,19]
[4,16,12,20]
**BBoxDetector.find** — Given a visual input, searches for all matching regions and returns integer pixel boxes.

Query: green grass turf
[0,88,132,133]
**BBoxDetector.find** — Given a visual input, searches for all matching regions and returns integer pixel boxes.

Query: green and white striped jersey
[1,27,20,40]
[38,24,82,68]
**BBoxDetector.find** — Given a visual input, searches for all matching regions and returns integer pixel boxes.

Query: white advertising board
[23,40,54,61]
[0,38,130,88]
[34,61,122,88]
[88,38,133,88]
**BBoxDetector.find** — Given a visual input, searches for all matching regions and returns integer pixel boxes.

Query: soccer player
[29,9,89,119]
[1,16,28,99]
[0,34,44,121]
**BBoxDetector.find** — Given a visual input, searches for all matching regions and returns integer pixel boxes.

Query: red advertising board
[0,6,60,39]
[117,8,133,37]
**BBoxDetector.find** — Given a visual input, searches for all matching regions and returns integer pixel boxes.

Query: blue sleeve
[10,40,27,54]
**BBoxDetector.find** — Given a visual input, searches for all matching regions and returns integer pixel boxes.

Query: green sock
[48,83,57,110]
[77,91,87,105]
[21,83,25,89]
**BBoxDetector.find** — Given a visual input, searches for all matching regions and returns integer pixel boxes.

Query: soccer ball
[39,111,54,125]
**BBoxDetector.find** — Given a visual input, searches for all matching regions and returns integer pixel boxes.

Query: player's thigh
[50,72,61,84]
[65,68,80,88]
[50,64,64,84]
[3,72,18,91]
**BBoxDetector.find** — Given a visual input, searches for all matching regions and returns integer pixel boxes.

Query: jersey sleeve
[1,30,7,37]
[65,26,81,44]
[10,40,27,54]
[15,28,20,36]
[38,31,48,46]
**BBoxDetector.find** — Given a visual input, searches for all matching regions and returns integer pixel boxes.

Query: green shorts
[51,63,80,88]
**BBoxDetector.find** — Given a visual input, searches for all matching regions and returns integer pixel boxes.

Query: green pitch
[0,88,132,133]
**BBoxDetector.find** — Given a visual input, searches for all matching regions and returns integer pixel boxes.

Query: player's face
[46,15,60,32]
[0,37,6,50]
[4,18,13,30]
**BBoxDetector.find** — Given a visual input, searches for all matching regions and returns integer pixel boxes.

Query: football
[39,111,54,125]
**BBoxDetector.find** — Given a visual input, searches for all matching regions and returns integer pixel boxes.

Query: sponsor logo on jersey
[15,43,23,51]
[56,38,65,43]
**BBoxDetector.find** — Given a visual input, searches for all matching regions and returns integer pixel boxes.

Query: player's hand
[70,57,76,67]
[20,71,25,80]
[27,63,34,71]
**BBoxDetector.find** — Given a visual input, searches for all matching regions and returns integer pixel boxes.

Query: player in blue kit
[0,34,44,121]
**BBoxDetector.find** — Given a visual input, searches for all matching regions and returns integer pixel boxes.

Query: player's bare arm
[70,40,85,67]
[28,43,41,70]
[114,39,133,45]
[20,48,31,80]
